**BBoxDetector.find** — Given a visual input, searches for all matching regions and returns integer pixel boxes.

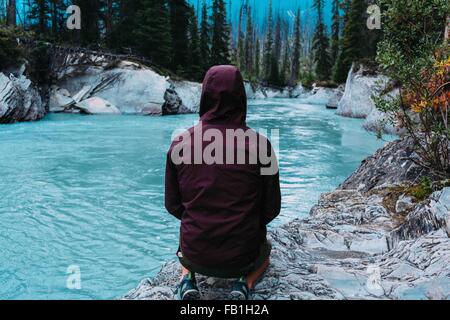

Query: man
[165,65,281,300]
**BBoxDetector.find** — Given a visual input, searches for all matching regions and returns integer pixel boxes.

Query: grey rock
[289,84,307,98]
[72,85,93,103]
[390,188,450,243]
[140,103,162,116]
[300,86,337,105]
[0,72,45,124]
[337,64,400,134]
[433,188,450,237]
[340,137,428,192]
[326,86,344,109]
[53,53,201,115]
[162,88,183,115]
[395,195,415,214]
[48,87,76,112]
[75,97,121,114]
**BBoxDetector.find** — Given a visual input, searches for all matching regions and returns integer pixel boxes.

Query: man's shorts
[177,240,272,279]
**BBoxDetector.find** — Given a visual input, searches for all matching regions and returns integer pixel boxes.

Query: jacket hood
[199,65,247,125]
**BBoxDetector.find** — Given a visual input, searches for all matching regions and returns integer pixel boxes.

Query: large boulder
[57,65,168,114]
[54,58,201,115]
[48,86,76,112]
[76,97,121,114]
[337,65,399,134]
[0,72,45,124]
[337,65,389,118]
[289,84,307,98]
[162,88,183,115]
[300,86,338,105]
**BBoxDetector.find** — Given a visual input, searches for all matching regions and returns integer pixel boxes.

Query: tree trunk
[6,0,16,26]
[445,15,449,44]
[106,0,113,46]
[52,1,58,35]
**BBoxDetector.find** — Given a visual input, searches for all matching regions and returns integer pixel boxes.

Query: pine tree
[244,4,254,76]
[236,3,244,69]
[199,0,210,73]
[333,0,365,83]
[104,0,114,46]
[290,8,301,85]
[28,0,50,34]
[187,4,202,80]
[330,0,340,67]
[54,1,70,36]
[169,0,190,73]
[210,0,230,66]
[280,33,290,86]
[6,0,16,26]
[135,0,172,68]
[74,0,101,45]
[254,36,260,79]
[269,16,282,85]
[280,21,291,86]
[113,0,143,49]
[263,0,273,81]
[312,0,331,81]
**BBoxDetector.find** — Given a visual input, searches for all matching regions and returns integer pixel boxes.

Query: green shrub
[375,0,450,178]
[0,27,25,70]
[408,177,434,201]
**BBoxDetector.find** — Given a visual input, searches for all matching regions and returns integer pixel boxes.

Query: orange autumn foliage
[405,55,449,114]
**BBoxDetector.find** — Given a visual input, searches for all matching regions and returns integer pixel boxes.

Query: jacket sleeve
[261,143,282,225]
[164,151,185,220]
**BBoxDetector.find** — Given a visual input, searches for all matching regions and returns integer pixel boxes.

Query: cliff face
[0,72,45,124]
[123,138,450,300]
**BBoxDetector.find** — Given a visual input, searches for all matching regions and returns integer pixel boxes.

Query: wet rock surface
[123,138,450,300]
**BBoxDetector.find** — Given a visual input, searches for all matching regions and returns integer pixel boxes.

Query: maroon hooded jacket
[165,65,281,270]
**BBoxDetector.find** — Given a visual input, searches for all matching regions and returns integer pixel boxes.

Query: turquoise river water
[0,99,389,299]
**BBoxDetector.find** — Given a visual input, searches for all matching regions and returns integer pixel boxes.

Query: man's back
[165,66,281,270]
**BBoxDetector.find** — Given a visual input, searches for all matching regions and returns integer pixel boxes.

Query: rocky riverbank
[1,42,392,126]
[123,137,450,300]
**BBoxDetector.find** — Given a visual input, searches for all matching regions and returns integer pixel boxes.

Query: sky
[189,0,333,32]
